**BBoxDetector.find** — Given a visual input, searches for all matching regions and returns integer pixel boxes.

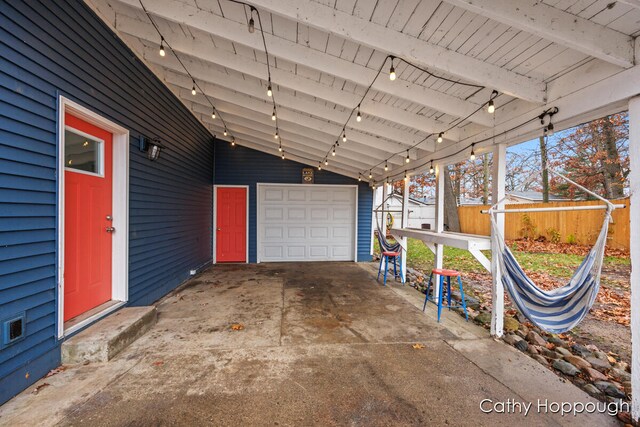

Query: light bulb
[368,171,372,179]
[332,147,336,156]
[324,159,328,166]
[358,175,362,182]
[405,151,410,163]
[278,145,282,152]
[356,110,362,122]
[547,122,555,136]
[429,161,434,174]
[272,110,276,121]
[159,40,165,57]
[267,85,272,97]
[282,152,285,160]
[274,131,279,139]
[384,161,388,171]
[470,146,476,161]
[223,129,228,136]
[318,163,322,170]
[404,173,408,182]
[487,99,495,114]
[389,59,396,81]
[437,132,443,143]
[248,17,255,33]
[231,139,235,146]
[342,132,346,143]
[191,85,196,96]
[211,111,216,119]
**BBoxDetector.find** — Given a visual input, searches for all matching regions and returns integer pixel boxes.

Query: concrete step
[62,306,157,364]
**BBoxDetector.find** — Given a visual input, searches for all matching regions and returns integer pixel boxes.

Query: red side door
[216,187,247,262]
[64,113,113,321]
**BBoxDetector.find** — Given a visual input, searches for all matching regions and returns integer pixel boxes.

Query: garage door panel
[264,188,284,201]
[259,184,356,262]
[310,207,329,220]
[264,207,284,220]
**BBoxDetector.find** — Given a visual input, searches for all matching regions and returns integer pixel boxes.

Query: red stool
[423,269,469,322]
[377,251,405,285]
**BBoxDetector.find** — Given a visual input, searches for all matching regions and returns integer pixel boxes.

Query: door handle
[106,227,116,233]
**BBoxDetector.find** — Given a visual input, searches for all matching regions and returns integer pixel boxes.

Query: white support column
[433,164,445,301]
[629,96,640,423]
[491,144,507,337]
[400,177,410,280]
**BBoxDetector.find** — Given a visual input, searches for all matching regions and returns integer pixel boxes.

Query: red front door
[216,187,247,262]
[64,113,113,321]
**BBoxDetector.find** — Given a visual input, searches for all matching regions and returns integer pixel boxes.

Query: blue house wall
[214,142,373,263]
[0,0,213,404]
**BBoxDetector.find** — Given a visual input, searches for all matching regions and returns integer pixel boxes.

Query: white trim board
[56,96,130,339]
[256,183,359,263]
[212,185,250,264]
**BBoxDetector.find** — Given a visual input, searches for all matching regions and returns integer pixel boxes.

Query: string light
[547,122,555,136]
[211,110,216,119]
[332,146,336,156]
[281,151,285,160]
[358,174,362,182]
[384,161,388,171]
[324,158,328,166]
[405,150,410,163]
[356,107,362,122]
[274,130,279,139]
[191,82,197,96]
[231,137,235,146]
[272,108,276,121]
[437,132,443,143]
[159,38,165,57]
[470,144,476,161]
[267,84,272,97]
[389,57,396,81]
[318,162,322,170]
[429,161,434,174]
[278,143,282,152]
[248,7,255,33]
[223,129,228,136]
[487,99,495,114]
[372,182,377,190]
[368,170,373,179]
[404,172,408,182]
[342,131,347,143]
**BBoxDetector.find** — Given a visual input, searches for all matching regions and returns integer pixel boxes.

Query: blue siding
[0,0,213,404]
[214,143,373,262]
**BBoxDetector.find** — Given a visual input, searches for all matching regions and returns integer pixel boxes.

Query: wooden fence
[458,198,630,250]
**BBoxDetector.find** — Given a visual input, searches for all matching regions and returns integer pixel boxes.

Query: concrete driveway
[0,262,617,426]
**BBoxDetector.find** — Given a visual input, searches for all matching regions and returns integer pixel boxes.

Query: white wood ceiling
[87,0,640,180]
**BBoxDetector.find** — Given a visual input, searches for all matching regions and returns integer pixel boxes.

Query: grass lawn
[374,238,629,279]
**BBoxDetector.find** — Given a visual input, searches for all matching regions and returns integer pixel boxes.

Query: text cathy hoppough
[480,399,629,417]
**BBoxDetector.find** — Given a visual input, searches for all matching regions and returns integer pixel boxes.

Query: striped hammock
[490,205,611,334]
[375,211,401,253]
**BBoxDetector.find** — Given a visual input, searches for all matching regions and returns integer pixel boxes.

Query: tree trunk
[482,155,490,204]
[539,136,549,203]
[444,166,461,232]
[601,118,625,199]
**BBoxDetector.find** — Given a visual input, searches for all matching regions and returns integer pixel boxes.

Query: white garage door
[257,184,357,262]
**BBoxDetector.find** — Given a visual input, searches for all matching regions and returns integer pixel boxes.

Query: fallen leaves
[412,343,425,350]
[32,383,50,395]
[230,323,245,331]
[509,239,629,258]
[45,365,68,378]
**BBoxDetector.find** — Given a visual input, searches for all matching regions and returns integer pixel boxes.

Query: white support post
[433,164,445,301]
[491,144,506,337]
[400,177,409,281]
[629,96,640,423]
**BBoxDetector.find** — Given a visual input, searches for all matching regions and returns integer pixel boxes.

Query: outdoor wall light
[139,135,164,161]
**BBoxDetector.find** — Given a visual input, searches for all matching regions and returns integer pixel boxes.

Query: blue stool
[422,268,469,322]
[377,251,405,285]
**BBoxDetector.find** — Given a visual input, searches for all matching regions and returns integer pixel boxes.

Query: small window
[65,127,103,175]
